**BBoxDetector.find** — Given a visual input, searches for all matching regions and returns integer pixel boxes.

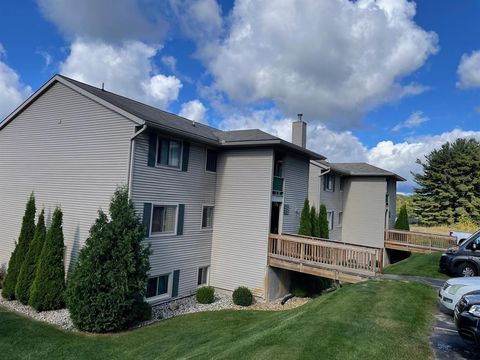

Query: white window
[151,205,177,235]
[324,174,335,192]
[146,273,172,299]
[157,137,182,168]
[197,266,209,286]
[338,211,343,226]
[327,210,334,230]
[202,206,214,229]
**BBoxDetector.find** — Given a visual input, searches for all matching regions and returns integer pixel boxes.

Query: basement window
[146,273,172,299]
[197,266,209,286]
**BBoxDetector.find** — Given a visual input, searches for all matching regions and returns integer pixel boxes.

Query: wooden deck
[384,229,456,253]
[268,234,383,283]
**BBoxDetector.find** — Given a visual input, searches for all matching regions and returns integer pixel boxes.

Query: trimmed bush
[311,206,320,237]
[196,286,215,304]
[15,210,46,304]
[395,204,410,231]
[232,286,253,306]
[29,207,66,311]
[66,186,151,333]
[2,193,36,300]
[318,204,329,239]
[0,264,6,289]
[298,199,312,236]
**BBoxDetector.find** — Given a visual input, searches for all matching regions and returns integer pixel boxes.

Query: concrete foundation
[266,266,292,302]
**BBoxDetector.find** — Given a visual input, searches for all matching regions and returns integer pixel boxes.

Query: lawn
[0,280,437,360]
[383,252,449,280]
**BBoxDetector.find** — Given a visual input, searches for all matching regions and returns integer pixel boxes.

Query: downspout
[127,124,147,198]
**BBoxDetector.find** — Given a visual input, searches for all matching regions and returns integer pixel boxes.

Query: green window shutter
[177,204,185,235]
[182,141,190,171]
[143,203,152,237]
[172,270,180,298]
[148,133,157,167]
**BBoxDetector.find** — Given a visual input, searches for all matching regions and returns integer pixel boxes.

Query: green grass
[384,253,449,280]
[0,280,436,360]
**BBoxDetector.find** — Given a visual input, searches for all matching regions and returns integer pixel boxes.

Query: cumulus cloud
[60,39,182,109]
[205,0,438,128]
[0,45,32,121]
[457,50,480,89]
[392,111,429,132]
[37,0,167,43]
[179,99,208,124]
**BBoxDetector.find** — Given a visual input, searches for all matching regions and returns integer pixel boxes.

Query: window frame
[197,266,210,287]
[338,211,343,227]
[145,272,173,302]
[150,203,179,237]
[156,136,183,170]
[201,204,215,230]
[205,148,218,173]
[327,210,334,230]
[324,174,335,192]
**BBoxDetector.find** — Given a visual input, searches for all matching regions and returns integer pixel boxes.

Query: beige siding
[210,148,273,297]
[131,132,216,301]
[0,82,134,270]
[308,163,321,209]
[282,153,309,234]
[387,179,397,229]
[341,178,386,248]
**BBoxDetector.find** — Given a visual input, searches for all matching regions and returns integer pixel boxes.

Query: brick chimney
[292,114,306,148]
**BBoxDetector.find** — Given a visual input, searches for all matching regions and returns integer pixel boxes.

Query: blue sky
[1,0,480,192]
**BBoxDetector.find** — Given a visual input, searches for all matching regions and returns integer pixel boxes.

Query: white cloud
[179,100,207,124]
[60,39,182,109]
[0,45,32,121]
[205,0,438,128]
[392,111,429,131]
[37,0,167,43]
[457,50,480,89]
[161,55,177,73]
[219,108,480,190]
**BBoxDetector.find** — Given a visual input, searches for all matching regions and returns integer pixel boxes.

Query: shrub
[232,286,253,306]
[196,286,215,304]
[2,193,36,300]
[311,206,320,237]
[0,264,6,289]
[298,199,312,236]
[66,186,151,333]
[395,204,410,231]
[15,210,46,304]
[318,204,329,239]
[29,207,66,311]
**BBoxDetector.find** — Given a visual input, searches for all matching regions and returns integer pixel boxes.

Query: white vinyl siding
[0,82,133,270]
[210,148,273,298]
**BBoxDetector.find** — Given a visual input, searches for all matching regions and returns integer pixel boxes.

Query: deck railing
[384,229,456,252]
[268,233,383,277]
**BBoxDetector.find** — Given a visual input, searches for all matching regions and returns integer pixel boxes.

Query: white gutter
[127,124,147,198]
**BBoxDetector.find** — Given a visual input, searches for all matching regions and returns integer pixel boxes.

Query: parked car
[440,230,480,277]
[450,230,473,245]
[454,290,480,347]
[438,277,480,311]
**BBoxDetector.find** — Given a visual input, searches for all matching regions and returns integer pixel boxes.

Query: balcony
[272,176,284,196]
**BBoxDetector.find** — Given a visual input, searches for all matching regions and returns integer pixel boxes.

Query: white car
[439,277,480,311]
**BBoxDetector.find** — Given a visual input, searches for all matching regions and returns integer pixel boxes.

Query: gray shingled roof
[326,162,405,181]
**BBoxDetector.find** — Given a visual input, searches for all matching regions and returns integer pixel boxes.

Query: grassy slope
[384,253,449,280]
[0,280,436,360]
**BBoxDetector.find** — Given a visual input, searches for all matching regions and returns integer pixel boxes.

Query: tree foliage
[66,186,151,332]
[413,138,480,225]
[15,210,46,304]
[29,207,66,311]
[298,199,312,236]
[319,204,329,239]
[311,206,320,237]
[395,204,410,231]
[2,193,36,300]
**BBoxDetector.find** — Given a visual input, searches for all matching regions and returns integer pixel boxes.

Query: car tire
[457,262,478,277]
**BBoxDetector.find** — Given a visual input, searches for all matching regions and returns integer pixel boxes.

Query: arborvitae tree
[311,206,320,237]
[2,193,36,300]
[15,210,46,304]
[66,186,151,332]
[29,208,66,311]
[319,204,329,239]
[298,199,312,236]
[413,138,480,225]
[395,204,410,231]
